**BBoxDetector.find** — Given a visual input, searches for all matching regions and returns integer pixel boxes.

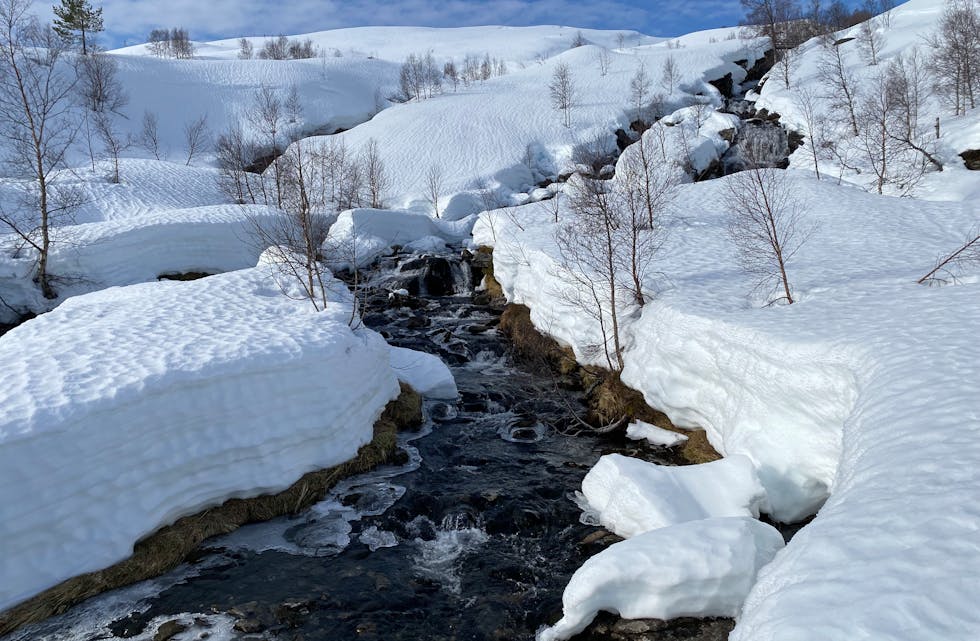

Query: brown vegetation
[498,303,720,466]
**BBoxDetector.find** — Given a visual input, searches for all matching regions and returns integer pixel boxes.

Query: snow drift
[0,257,401,612]
[581,454,767,538]
[538,517,785,641]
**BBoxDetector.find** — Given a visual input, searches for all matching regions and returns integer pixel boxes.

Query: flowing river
[7,250,739,641]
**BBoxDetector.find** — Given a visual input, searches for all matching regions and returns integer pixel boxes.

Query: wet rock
[707,73,734,99]
[788,130,805,154]
[108,611,147,637]
[404,315,429,329]
[960,149,980,170]
[153,620,187,641]
[629,119,649,135]
[420,257,456,296]
[582,612,735,641]
[232,618,264,633]
[615,128,634,151]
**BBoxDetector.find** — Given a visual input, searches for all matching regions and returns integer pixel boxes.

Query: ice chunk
[625,420,689,447]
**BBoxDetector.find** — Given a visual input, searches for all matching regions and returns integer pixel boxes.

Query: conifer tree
[52,0,102,55]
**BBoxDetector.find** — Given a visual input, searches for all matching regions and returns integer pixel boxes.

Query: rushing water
[7,250,734,641]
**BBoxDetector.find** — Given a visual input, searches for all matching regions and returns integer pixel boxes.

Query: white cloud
[33,0,741,46]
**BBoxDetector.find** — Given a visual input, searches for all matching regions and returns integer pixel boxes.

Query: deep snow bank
[538,517,784,641]
[0,257,401,612]
[0,204,281,322]
[475,163,980,638]
[581,454,766,538]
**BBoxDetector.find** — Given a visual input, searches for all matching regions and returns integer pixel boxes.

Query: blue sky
[33,0,758,48]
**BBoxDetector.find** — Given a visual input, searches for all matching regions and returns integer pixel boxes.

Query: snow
[478,159,980,639]
[288,36,765,220]
[580,454,767,539]
[0,7,978,640]
[537,517,785,641]
[324,208,469,269]
[625,420,688,447]
[389,346,458,400]
[115,26,661,65]
[0,256,401,612]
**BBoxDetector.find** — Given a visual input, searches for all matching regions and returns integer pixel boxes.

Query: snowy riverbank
[476,165,980,638]
[0,254,457,615]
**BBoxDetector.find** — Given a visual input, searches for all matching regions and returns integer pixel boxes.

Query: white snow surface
[538,517,785,641]
[0,258,401,612]
[389,346,458,400]
[625,420,688,447]
[115,26,661,65]
[324,208,471,269]
[581,454,766,539]
[477,157,980,637]
[755,0,980,201]
[287,36,765,220]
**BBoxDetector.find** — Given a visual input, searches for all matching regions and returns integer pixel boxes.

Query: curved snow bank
[0,204,280,321]
[731,282,980,641]
[621,306,859,522]
[581,454,766,538]
[538,517,785,641]
[51,205,278,284]
[478,164,980,638]
[0,260,401,612]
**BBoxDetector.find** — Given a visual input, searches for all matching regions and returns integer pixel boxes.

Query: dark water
[10,251,699,641]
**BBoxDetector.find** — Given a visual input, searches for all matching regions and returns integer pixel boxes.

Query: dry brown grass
[0,383,422,637]
[475,246,505,301]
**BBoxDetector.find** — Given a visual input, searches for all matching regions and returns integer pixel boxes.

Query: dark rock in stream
[579,613,735,641]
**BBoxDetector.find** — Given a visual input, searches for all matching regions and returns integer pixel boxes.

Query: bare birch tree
[249,141,332,311]
[549,62,575,127]
[796,85,825,179]
[557,176,626,371]
[0,0,81,298]
[93,111,130,183]
[425,163,444,218]
[660,54,679,95]
[817,36,861,136]
[926,0,980,115]
[596,47,611,76]
[183,113,210,166]
[138,110,162,160]
[858,18,886,66]
[360,137,389,209]
[726,138,812,305]
[629,62,652,122]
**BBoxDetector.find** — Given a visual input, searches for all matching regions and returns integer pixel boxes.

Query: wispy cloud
[32,0,747,47]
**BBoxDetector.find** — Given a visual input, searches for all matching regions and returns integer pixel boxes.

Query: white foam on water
[412,515,490,595]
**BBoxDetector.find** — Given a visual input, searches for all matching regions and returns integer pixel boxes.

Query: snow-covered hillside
[1,4,979,640]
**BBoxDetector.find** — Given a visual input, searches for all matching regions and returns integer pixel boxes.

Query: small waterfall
[721,119,791,174]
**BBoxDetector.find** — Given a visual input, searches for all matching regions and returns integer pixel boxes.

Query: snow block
[581,454,767,538]
[538,517,785,641]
